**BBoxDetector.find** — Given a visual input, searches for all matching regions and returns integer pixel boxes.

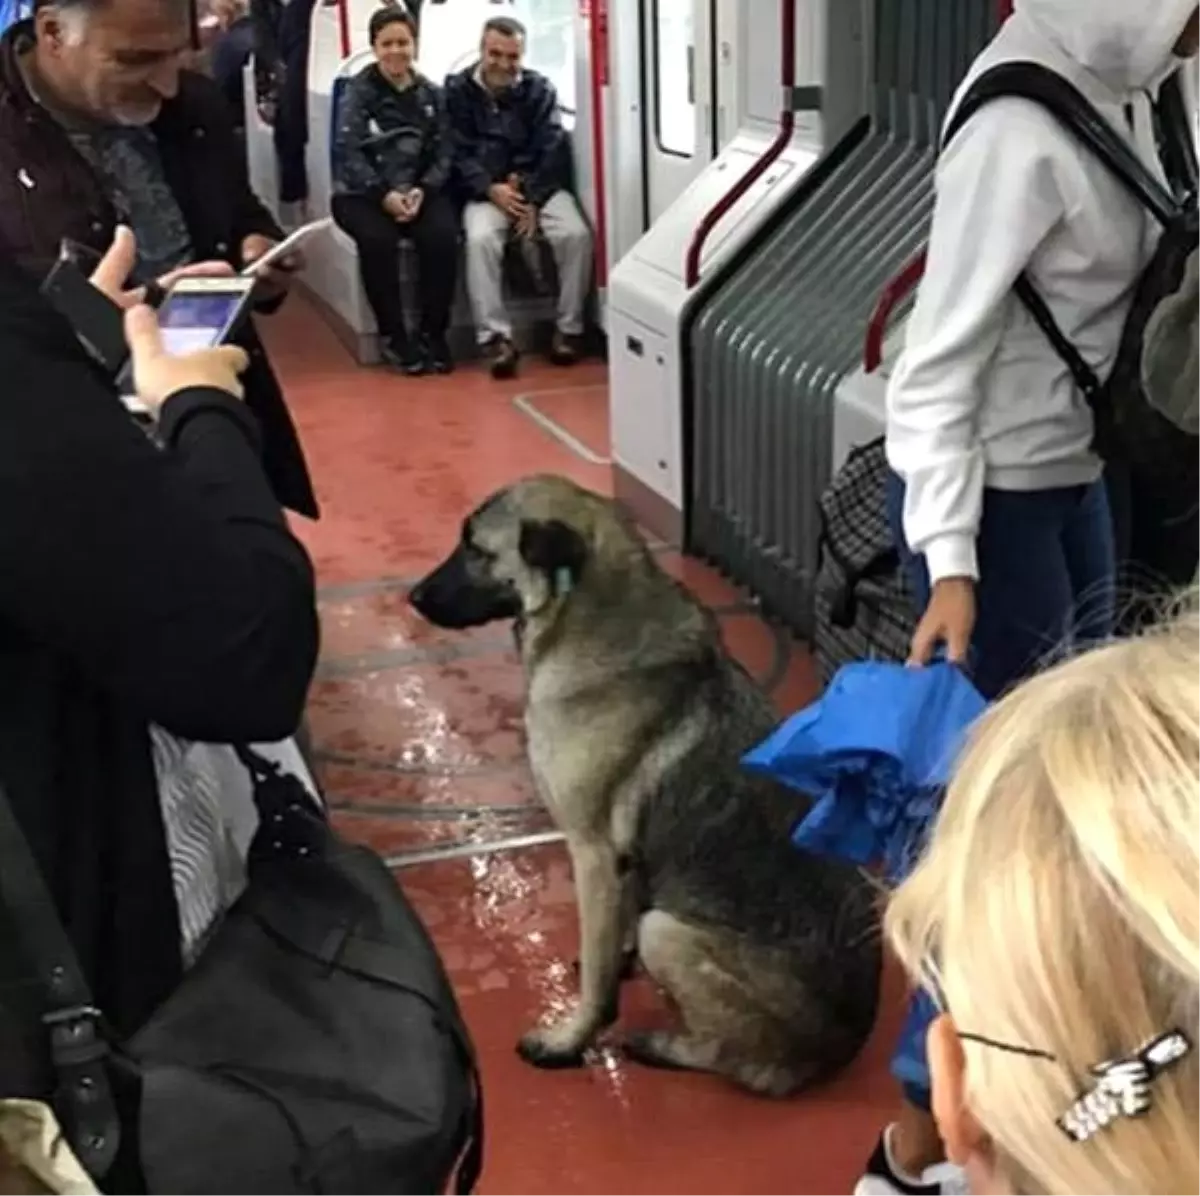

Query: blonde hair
[886,602,1200,1195]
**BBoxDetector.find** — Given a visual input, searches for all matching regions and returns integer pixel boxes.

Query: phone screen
[157,290,246,356]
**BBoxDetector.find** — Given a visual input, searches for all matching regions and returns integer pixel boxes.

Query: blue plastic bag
[742,659,986,882]
[742,659,987,1097]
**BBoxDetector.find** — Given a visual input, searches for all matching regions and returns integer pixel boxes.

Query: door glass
[417,0,576,124]
[653,0,694,156]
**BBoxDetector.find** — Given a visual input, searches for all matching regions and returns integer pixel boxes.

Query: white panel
[742,0,779,128]
[795,0,827,89]
[732,0,827,145]
[631,141,808,282]
[831,324,906,472]
[607,133,818,514]
[608,316,677,501]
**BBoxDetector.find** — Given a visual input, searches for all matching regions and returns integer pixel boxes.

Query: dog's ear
[518,518,588,581]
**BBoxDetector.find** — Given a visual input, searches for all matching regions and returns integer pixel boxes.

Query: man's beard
[110,99,163,126]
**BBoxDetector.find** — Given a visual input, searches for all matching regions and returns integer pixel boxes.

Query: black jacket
[333,67,451,200]
[0,24,320,520]
[443,64,567,205]
[0,256,319,1058]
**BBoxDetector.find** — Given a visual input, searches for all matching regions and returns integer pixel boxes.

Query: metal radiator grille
[686,0,998,637]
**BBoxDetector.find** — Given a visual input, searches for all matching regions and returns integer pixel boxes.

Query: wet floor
[260,296,904,1194]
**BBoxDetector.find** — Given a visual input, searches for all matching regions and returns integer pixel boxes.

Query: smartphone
[40,247,127,375]
[117,274,257,396]
[240,217,332,277]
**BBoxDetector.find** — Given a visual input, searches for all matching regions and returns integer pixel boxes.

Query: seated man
[0,0,318,521]
[445,15,591,379]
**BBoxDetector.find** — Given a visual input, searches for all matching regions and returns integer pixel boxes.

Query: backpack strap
[1011,274,1104,400]
[940,61,1192,404]
[1155,70,1199,198]
[0,782,121,1179]
[942,61,1183,226]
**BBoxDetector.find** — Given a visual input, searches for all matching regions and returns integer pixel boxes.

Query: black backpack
[940,60,1200,535]
[0,748,484,1195]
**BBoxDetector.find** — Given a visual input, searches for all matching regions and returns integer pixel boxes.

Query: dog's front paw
[516,1023,590,1069]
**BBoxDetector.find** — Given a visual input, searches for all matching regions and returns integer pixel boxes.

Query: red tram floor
[259,296,905,1195]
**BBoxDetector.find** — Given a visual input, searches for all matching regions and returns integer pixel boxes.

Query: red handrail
[336,0,351,60]
[861,0,1015,370]
[683,0,796,287]
[862,250,925,372]
[588,0,609,288]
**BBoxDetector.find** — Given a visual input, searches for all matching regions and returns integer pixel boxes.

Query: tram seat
[327,69,569,364]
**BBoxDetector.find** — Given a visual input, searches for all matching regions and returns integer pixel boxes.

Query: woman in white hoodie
[864,2,1200,1193]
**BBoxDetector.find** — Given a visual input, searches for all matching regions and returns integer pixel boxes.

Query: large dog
[409,476,881,1095]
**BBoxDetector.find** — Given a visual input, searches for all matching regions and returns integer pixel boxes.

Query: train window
[417,0,576,123]
[653,0,694,157]
[523,0,576,118]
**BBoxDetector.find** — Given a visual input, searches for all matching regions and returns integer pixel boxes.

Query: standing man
[0,0,318,521]
[445,15,591,379]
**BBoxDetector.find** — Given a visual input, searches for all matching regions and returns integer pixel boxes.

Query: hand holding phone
[117,274,257,407]
[240,217,332,278]
[123,301,250,413]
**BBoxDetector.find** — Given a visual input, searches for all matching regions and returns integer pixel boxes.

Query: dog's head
[408,475,622,630]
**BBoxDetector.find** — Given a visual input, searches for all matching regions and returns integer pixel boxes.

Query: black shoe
[548,329,581,367]
[424,333,454,375]
[381,338,427,377]
[486,336,519,380]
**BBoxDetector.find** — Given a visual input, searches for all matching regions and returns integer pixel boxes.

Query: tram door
[642,0,728,224]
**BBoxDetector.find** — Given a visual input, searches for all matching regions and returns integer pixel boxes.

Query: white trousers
[463,189,592,343]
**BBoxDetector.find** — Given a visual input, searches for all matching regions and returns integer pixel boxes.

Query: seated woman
[332,7,458,375]
[885,604,1199,1195]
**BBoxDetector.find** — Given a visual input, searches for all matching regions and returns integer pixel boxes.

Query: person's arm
[0,273,317,744]
[334,76,389,200]
[886,99,1068,585]
[445,75,494,201]
[419,83,453,195]
[522,76,566,206]
[182,72,288,309]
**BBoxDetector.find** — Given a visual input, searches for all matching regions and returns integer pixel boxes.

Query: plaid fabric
[813,438,917,685]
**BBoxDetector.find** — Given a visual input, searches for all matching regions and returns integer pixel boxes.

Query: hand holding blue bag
[742,659,986,883]
[741,660,987,1099]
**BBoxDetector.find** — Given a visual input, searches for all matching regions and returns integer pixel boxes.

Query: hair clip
[1056,1029,1192,1143]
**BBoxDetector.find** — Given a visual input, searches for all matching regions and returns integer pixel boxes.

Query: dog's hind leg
[625,910,816,1098]
[518,836,626,1069]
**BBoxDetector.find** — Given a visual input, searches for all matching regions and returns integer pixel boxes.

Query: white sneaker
[853,1126,970,1195]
